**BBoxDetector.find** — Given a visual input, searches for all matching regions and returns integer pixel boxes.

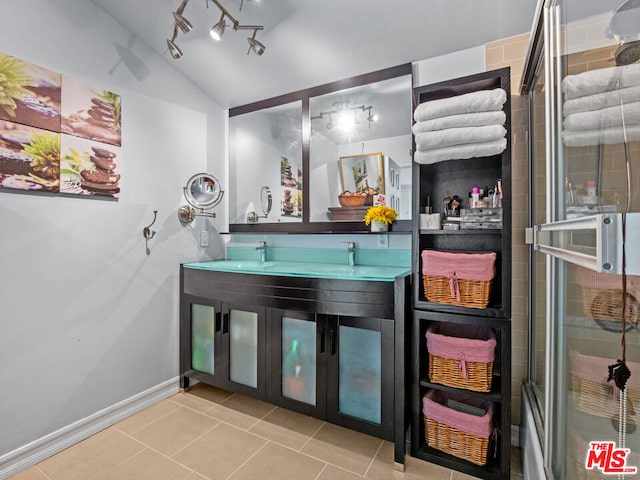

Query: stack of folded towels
[562,63,640,147]
[413,88,507,165]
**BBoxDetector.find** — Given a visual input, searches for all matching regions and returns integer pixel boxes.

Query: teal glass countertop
[183,260,410,282]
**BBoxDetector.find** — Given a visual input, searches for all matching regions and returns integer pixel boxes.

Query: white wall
[0,0,226,459]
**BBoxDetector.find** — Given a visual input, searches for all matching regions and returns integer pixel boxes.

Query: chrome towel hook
[143,210,158,239]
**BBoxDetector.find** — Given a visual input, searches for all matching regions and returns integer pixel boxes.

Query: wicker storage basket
[421,250,496,309]
[426,323,496,392]
[569,351,640,419]
[422,390,494,466]
[575,266,640,324]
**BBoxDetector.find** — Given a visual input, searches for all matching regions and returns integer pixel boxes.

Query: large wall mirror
[229,101,302,224]
[309,74,412,223]
[228,64,412,233]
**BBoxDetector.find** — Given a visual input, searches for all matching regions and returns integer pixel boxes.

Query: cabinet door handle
[222,313,229,334]
[215,311,221,332]
[330,329,336,355]
[319,328,325,353]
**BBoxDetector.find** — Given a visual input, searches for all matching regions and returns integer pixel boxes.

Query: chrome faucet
[343,241,356,266]
[256,241,267,263]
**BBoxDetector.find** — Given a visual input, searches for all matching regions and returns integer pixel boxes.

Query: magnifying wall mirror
[246,186,273,223]
[178,172,224,223]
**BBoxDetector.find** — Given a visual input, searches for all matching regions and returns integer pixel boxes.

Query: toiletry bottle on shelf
[471,186,480,208]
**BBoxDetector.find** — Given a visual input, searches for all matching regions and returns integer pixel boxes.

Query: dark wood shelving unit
[410,67,512,480]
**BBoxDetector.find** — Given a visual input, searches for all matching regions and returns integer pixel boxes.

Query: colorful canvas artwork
[0,121,60,192]
[0,51,121,198]
[61,76,121,147]
[60,134,121,197]
[280,156,302,217]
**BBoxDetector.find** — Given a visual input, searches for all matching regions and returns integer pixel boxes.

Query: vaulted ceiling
[91,0,538,108]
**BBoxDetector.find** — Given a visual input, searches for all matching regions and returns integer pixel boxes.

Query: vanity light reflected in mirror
[246,186,273,223]
[178,172,224,224]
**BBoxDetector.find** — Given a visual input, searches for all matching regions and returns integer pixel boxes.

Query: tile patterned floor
[10,384,524,480]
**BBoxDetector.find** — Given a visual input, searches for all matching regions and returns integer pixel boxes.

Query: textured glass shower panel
[191,304,215,375]
[229,309,258,388]
[546,0,640,477]
[281,316,317,405]
[338,325,381,424]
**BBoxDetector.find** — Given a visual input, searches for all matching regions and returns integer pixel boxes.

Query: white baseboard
[511,424,520,447]
[0,377,179,480]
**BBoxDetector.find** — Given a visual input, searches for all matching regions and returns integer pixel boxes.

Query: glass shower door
[536,1,640,478]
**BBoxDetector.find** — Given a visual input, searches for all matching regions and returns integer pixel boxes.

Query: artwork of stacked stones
[0,51,122,198]
[282,189,294,215]
[81,147,120,194]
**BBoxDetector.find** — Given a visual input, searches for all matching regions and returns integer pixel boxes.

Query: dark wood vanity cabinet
[180,266,410,463]
[410,68,512,480]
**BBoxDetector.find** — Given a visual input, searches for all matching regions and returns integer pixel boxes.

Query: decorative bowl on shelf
[338,191,367,207]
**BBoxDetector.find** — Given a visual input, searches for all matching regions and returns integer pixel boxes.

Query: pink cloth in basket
[422,390,493,437]
[426,324,496,379]
[574,265,640,291]
[421,250,496,301]
[569,350,640,390]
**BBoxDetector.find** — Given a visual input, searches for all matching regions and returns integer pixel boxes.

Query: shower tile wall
[486,32,531,426]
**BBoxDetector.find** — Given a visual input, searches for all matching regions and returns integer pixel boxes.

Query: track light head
[210,14,226,41]
[247,37,266,55]
[247,30,266,55]
[173,11,193,34]
[167,38,183,59]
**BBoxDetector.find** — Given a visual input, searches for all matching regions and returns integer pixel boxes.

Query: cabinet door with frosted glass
[181,295,226,389]
[269,310,327,419]
[221,302,267,399]
[326,315,394,441]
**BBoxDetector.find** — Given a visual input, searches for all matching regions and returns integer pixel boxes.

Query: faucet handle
[256,241,267,249]
[342,241,356,250]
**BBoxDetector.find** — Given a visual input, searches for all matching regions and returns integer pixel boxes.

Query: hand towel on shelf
[563,85,640,116]
[413,138,507,165]
[414,125,506,151]
[562,63,640,100]
[412,111,506,134]
[563,101,640,131]
[562,124,640,147]
[413,88,507,122]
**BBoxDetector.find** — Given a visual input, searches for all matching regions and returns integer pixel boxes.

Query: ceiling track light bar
[166,0,266,59]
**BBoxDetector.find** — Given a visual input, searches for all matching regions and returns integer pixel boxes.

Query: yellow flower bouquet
[364,205,398,226]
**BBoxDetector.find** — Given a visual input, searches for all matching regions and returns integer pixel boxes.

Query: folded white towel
[413,138,507,164]
[412,111,506,134]
[562,125,640,147]
[415,125,506,151]
[563,85,640,116]
[562,64,640,100]
[414,88,507,122]
[564,102,640,131]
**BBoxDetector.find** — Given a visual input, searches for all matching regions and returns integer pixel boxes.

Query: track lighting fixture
[247,29,266,56]
[210,13,226,41]
[312,104,378,132]
[167,38,183,59]
[172,11,192,34]
[166,0,266,60]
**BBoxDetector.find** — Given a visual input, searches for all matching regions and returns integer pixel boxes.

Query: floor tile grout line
[299,420,327,451]
[223,440,271,480]
[362,439,385,477]
[169,421,223,459]
[115,425,209,476]
[312,462,330,480]
[35,465,53,480]
[113,400,182,436]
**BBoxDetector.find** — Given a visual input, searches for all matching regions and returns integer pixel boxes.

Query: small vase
[370,220,388,232]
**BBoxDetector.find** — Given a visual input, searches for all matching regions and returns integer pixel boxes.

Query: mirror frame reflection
[228,63,412,233]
